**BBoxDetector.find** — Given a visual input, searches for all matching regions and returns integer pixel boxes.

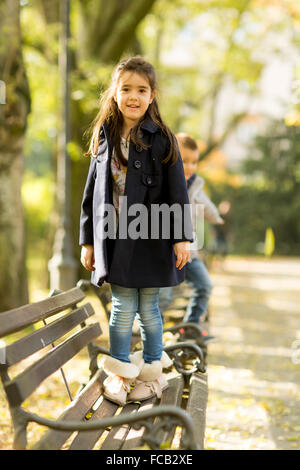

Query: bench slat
[181,372,208,450]
[119,398,158,450]
[152,373,184,448]
[4,323,101,407]
[68,398,119,450]
[34,370,106,450]
[4,303,96,367]
[0,287,85,338]
[100,402,142,450]
[119,374,183,450]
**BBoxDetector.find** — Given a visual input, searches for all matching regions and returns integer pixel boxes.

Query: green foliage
[16,0,300,274]
[208,120,300,255]
[137,0,272,139]
[22,9,59,176]
[67,141,82,162]
[22,171,54,242]
[243,122,300,191]
[22,171,55,289]
[137,0,300,149]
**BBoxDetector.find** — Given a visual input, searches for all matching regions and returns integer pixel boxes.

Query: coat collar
[140,116,159,133]
[102,116,159,135]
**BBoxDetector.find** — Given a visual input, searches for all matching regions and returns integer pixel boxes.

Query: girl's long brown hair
[84,56,178,166]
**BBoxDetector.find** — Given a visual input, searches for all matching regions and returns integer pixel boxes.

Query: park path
[205,257,300,450]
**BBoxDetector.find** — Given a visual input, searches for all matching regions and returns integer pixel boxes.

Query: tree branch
[98,0,157,63]
[38,0,60,24]
[199,112,247,160]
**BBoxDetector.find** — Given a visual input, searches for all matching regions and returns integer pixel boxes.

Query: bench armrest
[15,405,199,450]
[164,342,206,376]
[164,322,207,345]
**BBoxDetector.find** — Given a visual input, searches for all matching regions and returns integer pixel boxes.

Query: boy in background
[159,133,224,336]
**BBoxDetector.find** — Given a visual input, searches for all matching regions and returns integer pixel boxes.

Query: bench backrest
[0,287,101,409]
[77,280,111,322]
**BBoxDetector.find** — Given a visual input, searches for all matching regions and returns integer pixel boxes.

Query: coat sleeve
[164,145,194,244]
[194,190,223,224]
[79,158,96,246]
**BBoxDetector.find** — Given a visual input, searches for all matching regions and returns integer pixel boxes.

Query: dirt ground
[1,256,300,450]
[205,256,300,450]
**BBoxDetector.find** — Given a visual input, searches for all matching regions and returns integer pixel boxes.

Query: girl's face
[114,71,155,127]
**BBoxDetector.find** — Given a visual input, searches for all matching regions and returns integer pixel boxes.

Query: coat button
[146,176,152,185]
[136,145,143,152]
[134,160,142,169]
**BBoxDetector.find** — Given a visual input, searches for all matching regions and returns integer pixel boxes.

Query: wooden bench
[0,287,208,450]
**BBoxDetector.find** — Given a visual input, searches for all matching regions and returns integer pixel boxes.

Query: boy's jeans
[159,257,212,324]
[109,284,163,364]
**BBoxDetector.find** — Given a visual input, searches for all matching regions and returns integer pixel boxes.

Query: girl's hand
[80,245,95,271]
[173,241,190,270]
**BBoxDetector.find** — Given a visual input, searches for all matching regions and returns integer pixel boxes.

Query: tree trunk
[76,0,156,62]
[0,0,31,310]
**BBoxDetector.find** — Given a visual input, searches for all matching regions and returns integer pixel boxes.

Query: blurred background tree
[137,0,300,255]
[1,0,300,308]
[6,0,158,309]
[207,120,300,255]
[0,0,31,310]
[238,121,300,255]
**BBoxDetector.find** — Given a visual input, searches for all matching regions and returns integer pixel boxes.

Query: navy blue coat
[79,117,193,288]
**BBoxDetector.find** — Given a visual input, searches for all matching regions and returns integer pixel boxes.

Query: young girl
[79,57,193,406]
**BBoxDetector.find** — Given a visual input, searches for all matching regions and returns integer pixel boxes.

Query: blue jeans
[109,284,163,364]
[159,257,213,324]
